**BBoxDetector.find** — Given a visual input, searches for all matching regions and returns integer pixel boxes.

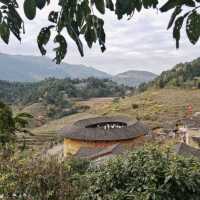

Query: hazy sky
[0,1,199,75]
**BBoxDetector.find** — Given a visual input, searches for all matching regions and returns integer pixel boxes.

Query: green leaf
[53,34,67,64]
[0,11,2,23]
[66,24,84,57]
[143,0,158,9]
[0,21,10,44]
[48,11,58,23]
[160,0,177,12]
[167,6,182,29]
[0,0,9,5]
[135,0,142,12]
[186,11,200,45]
[37,26,52,55]
[184,0,196,7]
[173,16,184,48]
[94,0,105,14]
[7,7,24,41]
[115,0,131,19]
[0,5,7,9]
[24,0,36,20]
[77,5,84,27]
[85,28,94,48]
[35,0,46,9]
[106,0,114,11]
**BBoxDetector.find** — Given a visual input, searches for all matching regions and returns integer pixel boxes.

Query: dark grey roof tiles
[174,143,200,159]
[75,143,125,159]
[192,136,200,144]
[178,116,200,129]
[60,116,149,141]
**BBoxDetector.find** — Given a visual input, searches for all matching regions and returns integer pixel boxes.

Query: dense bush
[80,145,200,200]
[1,145,200,200]
[0,102,32,149]
[0,156,90,200]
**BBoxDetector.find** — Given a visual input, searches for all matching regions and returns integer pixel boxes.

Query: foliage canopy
[139,57,200,90]
[1,145,200,199]
[81,145,200,200]
[0,102,32,147]
[0,77,130,104]
[0,0,200,63]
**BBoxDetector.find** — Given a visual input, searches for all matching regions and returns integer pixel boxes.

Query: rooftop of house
[60,116,149,141]
[192,136,200,144]
[75,143,125,160]
[178,116,200,129]
[174,143,200,160]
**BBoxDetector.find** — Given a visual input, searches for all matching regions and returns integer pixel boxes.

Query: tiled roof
[59,116,149,141]
[192,136,200,144]
[178,116,200,129]
[75,143,125,160]
[174,143,200,159]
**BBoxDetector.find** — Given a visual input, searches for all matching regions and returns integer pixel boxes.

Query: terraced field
[107,89,200,128]
[19,89,200,149]
[20,98,114,149]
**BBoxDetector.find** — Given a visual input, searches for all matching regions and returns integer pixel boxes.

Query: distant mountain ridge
[0,53,111,82]
[0,54,157,86]
[112,70,157,87]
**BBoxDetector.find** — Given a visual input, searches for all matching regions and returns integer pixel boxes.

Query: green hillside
[0,77,131,104]
[0,77,132,119]
[146,58,200,89]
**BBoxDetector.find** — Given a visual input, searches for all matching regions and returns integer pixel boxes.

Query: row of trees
[0,77,132,119]
[138,57,200,91]
[0,77,132,106]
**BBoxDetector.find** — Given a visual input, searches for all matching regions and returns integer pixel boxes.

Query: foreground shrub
[80,145,200,200]
[1,145,200,200]
[0,157,90,200]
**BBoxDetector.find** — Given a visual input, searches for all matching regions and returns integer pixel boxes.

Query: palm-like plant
[0,102,33,148]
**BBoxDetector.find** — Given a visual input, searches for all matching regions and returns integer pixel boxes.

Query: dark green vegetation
[0,102,32,150]
[139,57,200,91]
[0,77,131,118]
[82,146,200,200]
[1,145,200,200]
[0,0,200,63]
[0,156,90,200]
[0,77,130,104]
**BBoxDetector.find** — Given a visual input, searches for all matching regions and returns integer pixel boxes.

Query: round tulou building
[60,116,149,157]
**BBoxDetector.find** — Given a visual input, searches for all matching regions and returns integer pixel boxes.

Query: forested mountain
[0,78,131,105]
[0,53,111,81]
[112,70,157,87]
[0,78,132,119]
[140,58,200,90]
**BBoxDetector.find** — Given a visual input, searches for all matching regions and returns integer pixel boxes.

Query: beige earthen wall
[63,135,145,156]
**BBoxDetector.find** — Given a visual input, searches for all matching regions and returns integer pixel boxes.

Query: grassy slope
[26,89,200,147]
[96,89,200,128]
[32,89,200,131]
